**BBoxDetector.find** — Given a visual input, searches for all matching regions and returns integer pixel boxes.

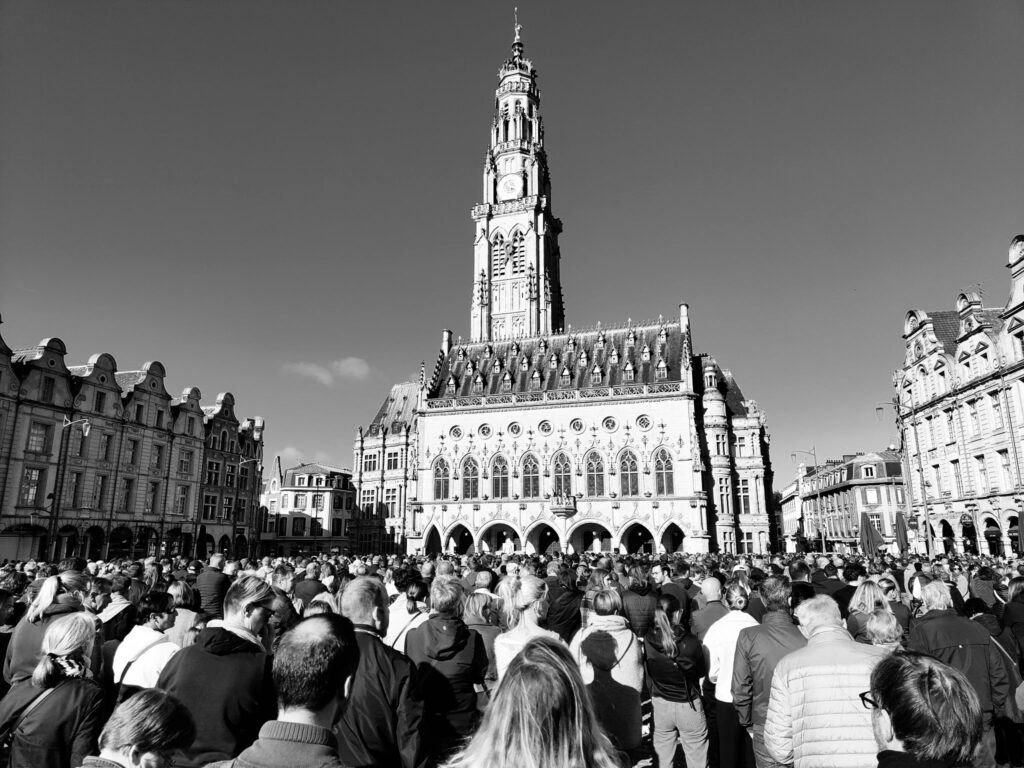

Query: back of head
[58,557,87,574]
[405,580,429,614]
[592,588,622,617]
[843,562,866,584]
[167,580,194,609]
[339,576,386,625]
[586,568,609,591]
[98,689,196,758]
[437,560,456,577]
[275,614,360,712]
[627,566,647,590]
[509,575,548,627]
[760,576,792,613]
[870,651,982,764]
[866,609,901,646]
[27,571,90,623]
[723,579,748,611]
[223,575,275,620]
[208,553,225,570]
[32,612,96,688]
[701,577,722,601]
[920,580,953,612]
[789,561,811,582]
[793,595,842,634]
[850,581,888,615]
[138,591,174,624]
[431,578,464,616]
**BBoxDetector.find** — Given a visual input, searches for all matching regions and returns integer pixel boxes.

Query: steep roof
[926,310,960,352]
[283,462,349,483]
[368,381,419,434]
[115,371,147,391]
[427,322,691,399]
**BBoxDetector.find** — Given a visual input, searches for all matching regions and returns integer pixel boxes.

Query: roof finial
[514,7,522,43]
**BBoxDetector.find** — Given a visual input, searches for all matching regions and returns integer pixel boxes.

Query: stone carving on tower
[470,27,564,342]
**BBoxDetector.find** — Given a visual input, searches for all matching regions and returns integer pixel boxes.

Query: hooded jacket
[156,625,275,768]
[542,586,582,643]
[621,584,658,638]
[404,613,487,761]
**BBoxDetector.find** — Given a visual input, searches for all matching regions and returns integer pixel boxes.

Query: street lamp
[791,447,822,552]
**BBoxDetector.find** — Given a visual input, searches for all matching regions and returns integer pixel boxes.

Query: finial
[514,7,522,43]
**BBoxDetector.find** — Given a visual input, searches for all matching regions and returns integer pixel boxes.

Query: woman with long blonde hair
[493,575,562,681]
[441,636,622,768]
[846,580,892,643]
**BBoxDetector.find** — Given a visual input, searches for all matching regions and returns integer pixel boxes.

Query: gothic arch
[478,519,525,542]
[423,525,442,555]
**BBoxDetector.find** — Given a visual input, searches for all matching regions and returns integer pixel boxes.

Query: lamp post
[791,447,820,552]
[877,398,932,558]
[49,418,92,561]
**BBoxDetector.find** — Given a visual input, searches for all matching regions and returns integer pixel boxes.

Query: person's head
[32,612,96,688]
[271,564,295,593]
[274,614,360,726]
[866,609,902,647]
[58,556,87,574]
[760,576,792,613]
[85,577,112,613]
[339,576,389,636]
[222,575,276,635]
[96,689,196,768]
[166,581,194,611]
[1008,576,1024,604]
[723,579,748,611]
[26,571,90,623]
[208,553,225,570]
[627,566,648,591]
[793,595,842,637]
[877,577,900,602]
[585,568,610,591]
[701,577,722,602]
[420,561,435,580]
[592,588,623,617]
[867,652,982,764]
[843,562,867,584]
[441,637,619,768]
[789,560,811,583]
[849,581,890,616]
[649,562,668,586]
[138,592,177,633]
[474,570,493,591]
[406,579,429,614]
[430,578,464,617]
[110,574,132,597]
[508,575,548,627]
[920,580,953,613]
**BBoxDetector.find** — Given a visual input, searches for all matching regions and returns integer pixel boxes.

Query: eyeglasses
[859,691,880,710]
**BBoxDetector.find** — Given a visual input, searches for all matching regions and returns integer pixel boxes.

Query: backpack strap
[117,636,168,688]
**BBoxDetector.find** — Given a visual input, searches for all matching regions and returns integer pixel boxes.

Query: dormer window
[579,351,588,368]
[560,368,571,387]
[609,347,619,365]
[501,372,512,393]
[457,348,466,361]
[656,360,668,380]
[627,331,636,347]
[530,370,541,390]
[641,344,651,362]
[472,375,485,395]
[549,356,558,370]
[590,366,602,385]
[446,377,457,396]
[623,362,635,383]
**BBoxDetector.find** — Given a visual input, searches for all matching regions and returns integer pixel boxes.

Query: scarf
[48,652,87,679]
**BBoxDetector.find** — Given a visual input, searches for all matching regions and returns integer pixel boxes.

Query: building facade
[784,452,906,554]
[259,459,355,557]
[896,235,1024,557]
[0,321,264,562]
[356,34,774,556]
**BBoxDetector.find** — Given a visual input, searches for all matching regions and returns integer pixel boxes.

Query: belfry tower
[469,25,564,342]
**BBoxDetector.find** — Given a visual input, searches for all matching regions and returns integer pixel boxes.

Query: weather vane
[514,7,522,42]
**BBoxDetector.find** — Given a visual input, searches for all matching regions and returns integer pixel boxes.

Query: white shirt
[703,609,758,703]
[383,602,428,654]
[112,625,179,689]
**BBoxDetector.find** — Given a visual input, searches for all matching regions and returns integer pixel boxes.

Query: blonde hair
[849,581,892,617]
[507,575,548,628]
[26,572,90,623]
[441,637,620,768]
[32,612,96,688]
[866,609,902,646]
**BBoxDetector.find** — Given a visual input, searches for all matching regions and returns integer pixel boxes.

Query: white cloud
[278,445,304,467]
[282,357,372,387]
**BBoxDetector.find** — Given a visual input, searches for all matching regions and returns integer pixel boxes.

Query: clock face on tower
[497,173,524,201]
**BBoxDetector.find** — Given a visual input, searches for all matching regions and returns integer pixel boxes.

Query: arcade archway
[939,520,955,555]
[661,523,684,554]
[961,519,978,555]
[108,527,133,560]
[444,524,475,555]
[83,527,105,560]
[480,523,520,554]
[982,517,1002,556]
[569,522,612,554]
[424,527,442,555]
[136,527,159,559]
[56,526,79,560]
[218,535,231,555]
[620,523,655,554]
[526,523,560,555]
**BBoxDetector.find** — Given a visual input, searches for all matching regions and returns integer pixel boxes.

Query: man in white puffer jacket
[764,595,887,768]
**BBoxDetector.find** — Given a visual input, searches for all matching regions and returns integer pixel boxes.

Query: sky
[2,1,1023,484]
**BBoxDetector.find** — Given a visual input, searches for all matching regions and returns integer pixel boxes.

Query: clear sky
[2,1,1022,484]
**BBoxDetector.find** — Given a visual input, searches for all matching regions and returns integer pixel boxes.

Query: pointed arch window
[552,453,572,497]
[560,368,572,387]
[501,371,513,393]
[522,454,540,498]
[491,235,507,277]
[433,458,450,500]
[511,231,526,275]
[462,458,479,499]
[586,452,605,497]
[654,449,674,495]
[656,359,668,380]
[472,375,484,395]
[445,377,457,396]
[530,370,541,391]
[623,362,635,383]
[590,366,602,386]
[492,455,510,498]
[619,451,639,496]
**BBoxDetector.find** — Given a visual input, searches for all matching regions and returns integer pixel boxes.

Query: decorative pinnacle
[514,7,522,43]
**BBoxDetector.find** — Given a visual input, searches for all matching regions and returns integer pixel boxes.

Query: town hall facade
[355,33,773,556]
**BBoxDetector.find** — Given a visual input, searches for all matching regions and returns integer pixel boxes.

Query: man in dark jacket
[157,575,277,768]
[732,576,807,768]
[651,562,693,628]
[206,613,359,768]
[337,577,426,768]
[541,566,582,642]
[908,580,1009,768]
[405,578,488,764]
[195,553,231,620]
[622,565,658,637]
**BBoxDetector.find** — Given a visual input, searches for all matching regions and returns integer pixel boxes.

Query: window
[446,378,457,396]
[472,376,484,394]
[281,493,290,510]
[433,459,450,500]
[492,456,510,498]
[93,475,108,510]
[222,496,234,519]
[976,455,989,491]
[41,376,55,404]
[126,440,139,466]
[863,487,879,505]
[522,455,540,498]
[147,481,160,513]
[462,458,480,499]
[331,519,342,537]
[862,465,876,479]
[654,449,674,495]
[292,518,306,537]
[925,417,935,449]
[384,488,397,514]
[363,453,379,473]
[585,453,604,497]
[623,363,635,383]
[94,391,107,413]
[944,409,955,442]
[501,373,513,393]
[738,478,751,515]
[313,493,324,510]
[135,404,145,424]
[202,494,217,520]
[559,368,571,387]
[151,444,164,471]
[717,477,730,515]
[226,464,237,488]
[69,427,86,458]
[178,450,194,474]
[386,451,400,471]
[734,436,747,457]
[619,451,639,496]
[295,494,307,510]
[175,485,190,515]
[951,460,964,496]
[119,478,135,511]
[967,400,980,435]
[715,434,727,456]
[27,422,52,453]
[553,453,572,497]
[590,367,602,386]
[999,450,1013,490]
[991,393,1004,431]
[206,460,221,485]
[738,531,754,555]
[530,370,541,390]
[65,472,83,507]
[187,416,196,436]
[156,410,165,429]
[655,360,667,380]
[360,488,376,514]
[19,468,44,506]
[277,517,287,536]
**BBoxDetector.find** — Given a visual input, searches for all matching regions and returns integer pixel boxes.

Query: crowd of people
[0,547,1015,767]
